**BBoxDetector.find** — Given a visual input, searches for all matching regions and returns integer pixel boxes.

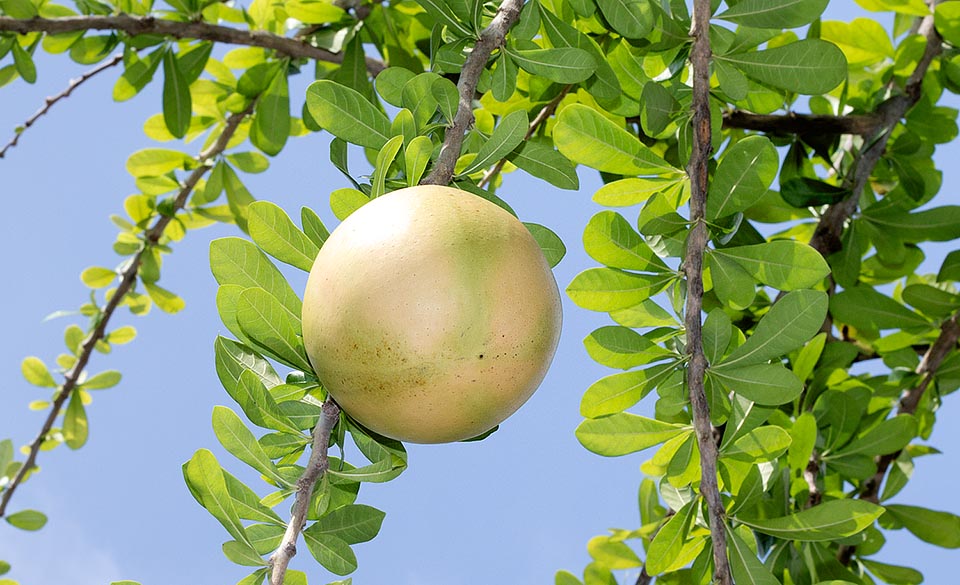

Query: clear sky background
[1,3,959,585]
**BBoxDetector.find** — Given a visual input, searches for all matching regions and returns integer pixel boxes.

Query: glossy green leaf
[505,46,595,84]
[222,470,285,525]
[371,135,403,199]
[183,449,251,546]
[507,139,579,190]
[580,363,677,418]
[594,0,653,39]
[714,241,830,290]
[114,48,162,101]
[461,110,528,175]
[567,268,675,311]
[374,67,415,107]
[306,80,390,150]
[404,135,433,187]
[718,39,847,94]
[592,177,679,207]
[780,177,850,208]
[301,207,330,250]
[144,282,185,314]
[883,504,960,548]
[491,51,518,102]
[222,539,266,566]
[126,149,189,178]
[737,499,883,541]
[707,136,779,219]
[838,415,917,457]
[0,0,37,18]
[5,510,47,531]
[212,406,288,487]
[210,237,302,319]
[719,289,829,368]
[703,309,733,366]
[646,500,695,574]
[525,223,566,268]
[162,48,191,138]
[830,286,929,330]
[862,205,960,242]
[902,284,960,318]
[706,252,756,310]
[21,356,57,388]
[555,104,674,175]
[788,412,818,470]
[860,559,923,585]
[236,288,311,371]
[722,426,792,462]
[307,504,385,544]
[11,41,35,83]
[583,211,669,272]
[726,525,780,585]
[718,0,829,28]
[575,413,687,456]
[230,370,302,435]
[709,363,804,405]
[583,326,673,370]
[251,71,290,156]
[936,1,960,46]
[248,201,319,272]
[303,530,357,575]
[330,188,370,221]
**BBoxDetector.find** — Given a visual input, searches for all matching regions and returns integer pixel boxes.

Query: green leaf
[251,71,290,156]
[884,504,960,548]
[305,80,390,150]
[592,177,679,207]
[144,282,186,314]
[214,336,283,394]
[227,152,270,175]
[646,500,695,574]
[788,412,818,470]
[506,139,579,190]
[248,201,319,272]
[583,211,669,272]
[404,135,433,187]
[860,559,923,585]
[575,413,687,456]
[936,1,960,46]
[639,82,678,136]
[718,39,847,94]
[837,415,917,457]
[126,149,189,178]
[726,525,781,585]
[222,470,285,525]
[492,51,518,102]
[307,504,385,544]
[722,426,792,462]
[11,41,36,84]
[212,406,289,487]
[114,48,163,101]
[580,363,676,418]
[461,110,528,175]
[712,241,830,290]
[302,531,358,575]
[210,237,302,320]
[780,177,850,208]
[830,286,929,330]
[330,188,370,221]
[718,289,829,368]
[222,539,267,566]
[327,457,404,483]
[230,370,302,435]
[63,390,89,449]
[300,207,330,250]
[524,223,565,268]
[21,357,57,388]
[0,0,38,18]
[718,0,828,29]
[371,135,403,199]
[703,309,733,365]
[5,510,47,531]
[567,268,675,312]
[594,0,653,39]
[709,363,804,406]
[583,326,673,370]
[902,284,960,318]
[707,252,756,309]
[861,205,960,242]
[418,0,474,38]
[162,48,191,139]
[737,499,883,541]
[554,104,674,175]
[236,288,311,371]
[707,136,779,219]
[505,46,595,84]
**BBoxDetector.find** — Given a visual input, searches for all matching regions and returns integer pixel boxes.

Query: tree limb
[421,0,523,186]
[684,2,732,584]
[269,397,341,585]
[0,53,124,159]
[0,16,385,75]
[722,110,884,137]
[0,99,257,518]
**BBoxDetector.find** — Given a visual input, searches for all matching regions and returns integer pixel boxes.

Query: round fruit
[301,185,562,443]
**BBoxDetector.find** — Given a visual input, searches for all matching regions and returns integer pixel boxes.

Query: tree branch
[722,110,884,137]
[420,0,523,186]
[476,85,572,189]
[269,397,341,585]
[685,2,732,584]
[0,99,256,518]
[0,16,385,76]
[0,53,124,159]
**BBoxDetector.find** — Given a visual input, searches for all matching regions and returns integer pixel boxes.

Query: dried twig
[268,397,341,585]
[0,16,385,75]
[684,1,733,583]
[0,53,124,159]
[0,99,257,518]
[421,0,524,186]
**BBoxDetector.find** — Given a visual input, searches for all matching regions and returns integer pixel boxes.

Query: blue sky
[1,3,959,584]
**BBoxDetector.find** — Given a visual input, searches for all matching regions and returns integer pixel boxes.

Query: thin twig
[685,1,732,584]
[837,312,960,564]
[0,99,257,518]
[477,85,572,189]
[269,397,341,585]
[0,16,385,76]
[421,0,524,186]
[0,53,124,159]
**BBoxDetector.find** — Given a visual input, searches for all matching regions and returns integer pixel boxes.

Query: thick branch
[809,13,942,257]
[722,110,884,137]
[685,2,732,584]
[421,0,523,186]
[0,16,385,75]
[0,100,256,518]
[0,53,123,159]
[477,85,572,189]
[269,397,341,585]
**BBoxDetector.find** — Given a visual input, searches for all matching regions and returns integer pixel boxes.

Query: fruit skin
[301,185,562,443]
